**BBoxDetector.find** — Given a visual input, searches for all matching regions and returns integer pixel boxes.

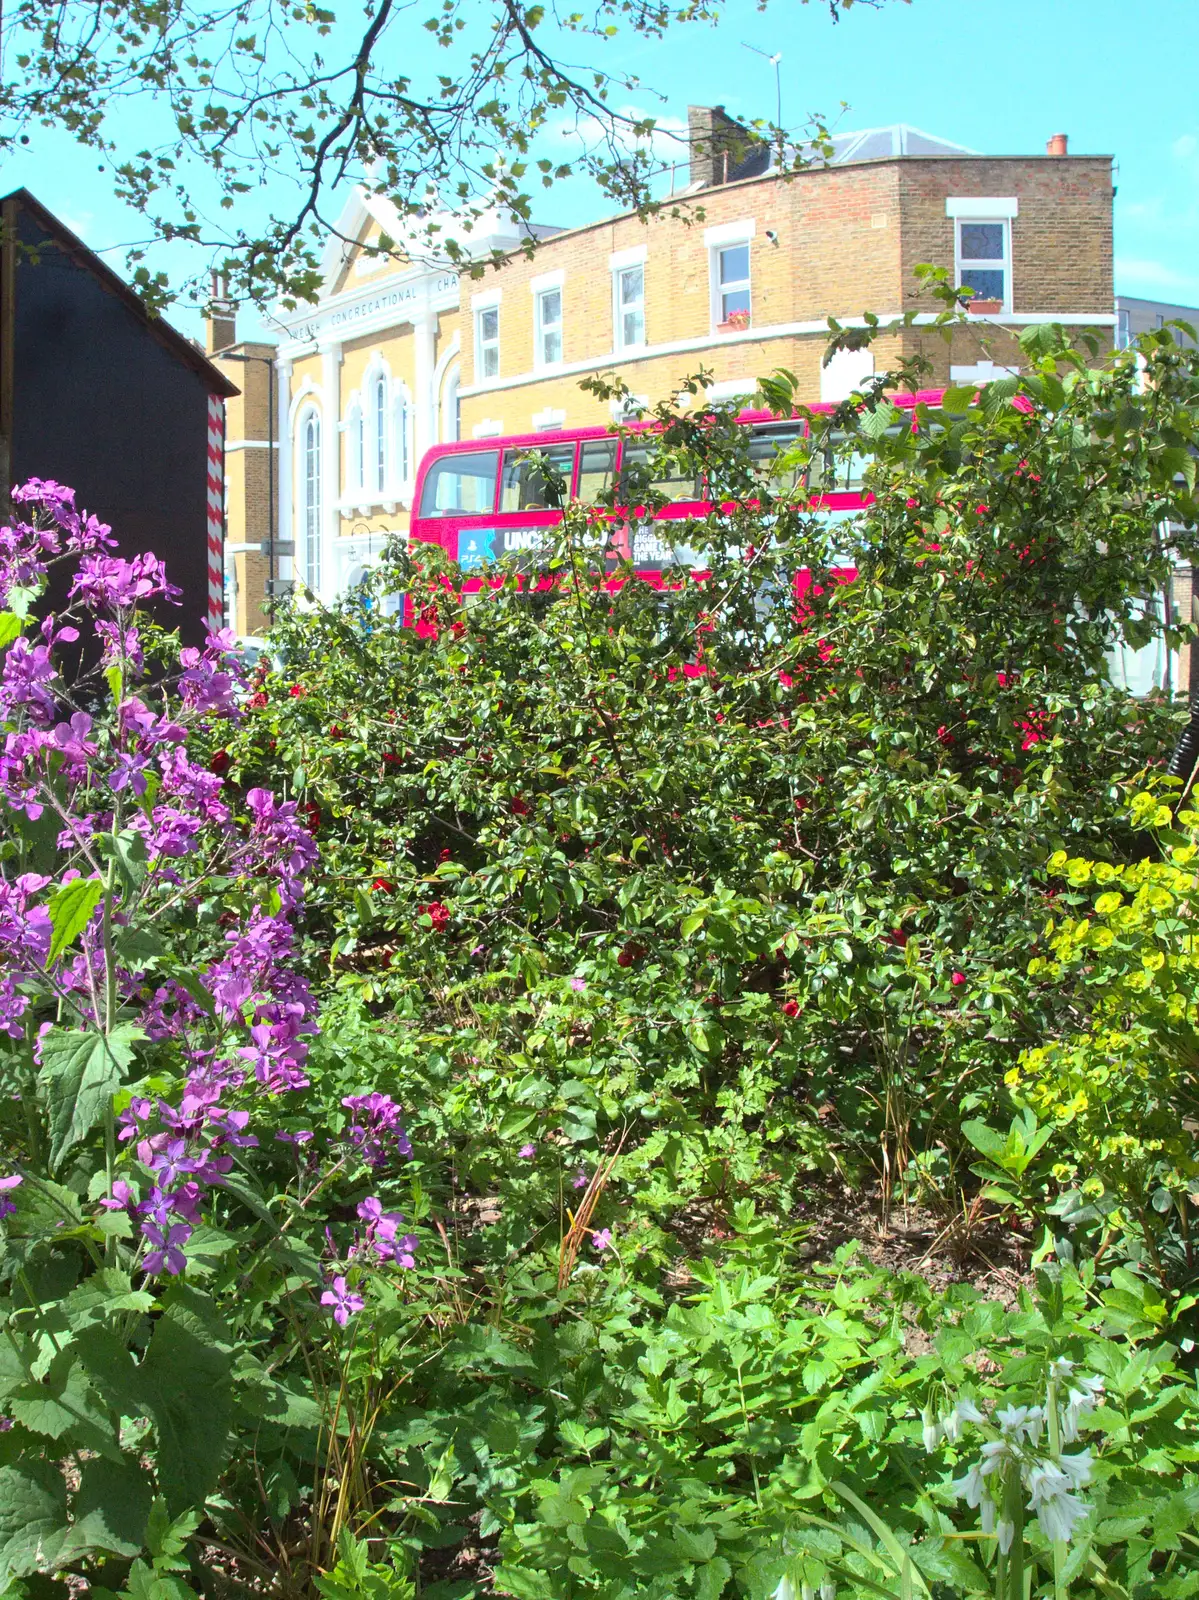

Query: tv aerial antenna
[742,43,783,136]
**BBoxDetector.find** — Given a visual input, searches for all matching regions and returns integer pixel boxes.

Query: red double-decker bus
[408,391,946,586]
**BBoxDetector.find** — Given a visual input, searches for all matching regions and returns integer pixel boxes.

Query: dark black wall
[11,210,213,648]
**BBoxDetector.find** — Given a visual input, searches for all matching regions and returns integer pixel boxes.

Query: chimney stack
[1046,133,1068,157]
[205,270,237,354]
[687,104,762,189]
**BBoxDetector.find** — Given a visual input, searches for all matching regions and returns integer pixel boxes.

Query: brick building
[219,114,1116,631]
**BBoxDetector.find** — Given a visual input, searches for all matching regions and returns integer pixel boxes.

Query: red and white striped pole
[206,394,226,632]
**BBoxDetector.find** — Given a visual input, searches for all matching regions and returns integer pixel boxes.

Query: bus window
[747,424,805,493]
[618,440,701,502]
[500,444,576,511]
[576,439,618,502]
[418,450,500,517]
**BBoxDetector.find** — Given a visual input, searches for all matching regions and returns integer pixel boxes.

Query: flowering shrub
[1010,789,1199,1289]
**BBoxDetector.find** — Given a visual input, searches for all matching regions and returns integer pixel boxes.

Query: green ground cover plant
[5,319,1199,1598]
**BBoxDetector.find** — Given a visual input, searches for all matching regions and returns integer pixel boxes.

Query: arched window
[346,401,364,494]
[373,374,388,494]
[300,410,321,591]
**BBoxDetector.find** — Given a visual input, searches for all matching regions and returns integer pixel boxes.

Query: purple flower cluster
[70,551,181,612]
[0,480,114,608]
[112,1085,258,1274]
[0,1175,23,1221]
[341,1093,412,1169]
[0,485,322,1285]
[319,1195,418,1328]
[354,1196,417,1268]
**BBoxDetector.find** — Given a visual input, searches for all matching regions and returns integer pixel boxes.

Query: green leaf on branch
[8,1349,120,1456]
[140,1286,233,1513]
[64,1455,153,1560]
[47,875,105,964]
[41,1023,143,1168]
[0,1462,69,1586]
[0,612,23,650]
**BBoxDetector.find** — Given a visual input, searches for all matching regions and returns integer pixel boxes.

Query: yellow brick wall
[458,155,1114,438]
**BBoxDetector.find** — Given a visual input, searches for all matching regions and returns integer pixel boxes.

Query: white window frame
[610,245,647,352]
[954,217,1011,313]
[531,270,565,370]
[392,381,414,489]
[297,407,322,593]
[705,222,755,333]
[370,371,389,495]
[345,398,364,495]
[475,303,501,381]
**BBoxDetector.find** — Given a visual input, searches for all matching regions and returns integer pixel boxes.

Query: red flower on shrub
[951,971,966,987]
[415,606,440,641]
[616,939,646,968]
[936,724,954,749]
[439,848,452,861]
[209,748,231,776]
[372,877,394,893]
[303,801,321,834]
[288,684,306,698]
[328,723,346,740]
[511,796,530,816]
[420,901,450,931]
[248,691,268,710]
[781,999,801,1018]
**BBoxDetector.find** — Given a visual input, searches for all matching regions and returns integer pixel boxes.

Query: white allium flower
[996,1404,1043,1443]
[772,1579,796,1600]
[980,1438,1014,1476]
[951,1461,986,1508]
[820,1584,836,1600]
[800,1585,816,1600]
[943,1395,983,1443]
[998,1518,1015,1554]
[1062,1376,1104,1442]
[980,1496,996,1535]
[1056,1450,1092,1491]
[922,1404,944,1454]
[1048,1356,1075,1381]
[1026,1464,1089,1545]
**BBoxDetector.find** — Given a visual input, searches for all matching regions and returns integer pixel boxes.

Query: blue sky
[5,0,1196,337]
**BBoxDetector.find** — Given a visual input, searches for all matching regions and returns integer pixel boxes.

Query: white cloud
[1115,255,1199,299]
[545,103,690,165]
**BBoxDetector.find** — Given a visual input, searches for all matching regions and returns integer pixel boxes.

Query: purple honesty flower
[1,636,58,723]
[572,1170,589,1190]
[70,551,181,611]
[99,1179,139,1214]
[321,1275,364,1327]
[141,1220,191,1276]
[356,1197,418,1267]
[275,1128,314,1145]
[178,648,238,716]
[108,752,151,796]
[518,1143,537,1159]
[341,1092,412,1168]
[591,1228,613,1253]
[95,621,145,675]
[0,1174,22,1220]
[570,977,586,992]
